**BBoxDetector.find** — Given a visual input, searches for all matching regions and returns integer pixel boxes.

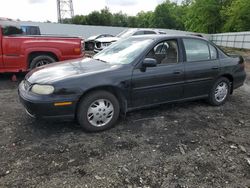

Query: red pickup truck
[0,21,84,73]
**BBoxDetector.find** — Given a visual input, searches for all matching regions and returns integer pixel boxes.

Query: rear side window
[133,31,144,35]
[183,38,210,62]
[144,31,156,35]
[21,26,40,35]
[29,27,40,35]
[209,44,218,59]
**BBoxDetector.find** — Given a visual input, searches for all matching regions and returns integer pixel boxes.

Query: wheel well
[75,86,128,117]
[28,52,59,65]
[220,74,234,94]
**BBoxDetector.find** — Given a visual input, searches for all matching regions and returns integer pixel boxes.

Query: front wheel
[77,91,120,132]
[208,77,231,106]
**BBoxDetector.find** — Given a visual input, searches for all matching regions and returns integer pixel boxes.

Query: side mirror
[142,58,157,68]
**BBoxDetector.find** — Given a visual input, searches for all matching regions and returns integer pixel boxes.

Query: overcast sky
[0,0,181,22]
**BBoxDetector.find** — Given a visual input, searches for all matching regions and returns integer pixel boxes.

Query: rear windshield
[21,26,40,35]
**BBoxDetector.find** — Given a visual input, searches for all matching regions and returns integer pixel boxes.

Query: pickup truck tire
[77,91,120,132]
[30,55,56,69]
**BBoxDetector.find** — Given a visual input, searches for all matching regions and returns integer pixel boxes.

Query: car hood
[95,37,119,43]
[26,58,119,84]
[86,35,98,41]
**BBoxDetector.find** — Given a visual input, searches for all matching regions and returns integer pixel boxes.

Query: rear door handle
[173,70,182,74]
[212,67,219,70]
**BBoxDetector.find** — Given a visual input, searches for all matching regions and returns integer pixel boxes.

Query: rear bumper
[18,85,78,119]
[233,71,247,89]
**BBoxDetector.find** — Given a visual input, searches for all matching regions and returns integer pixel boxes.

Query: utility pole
[57,0,74,23]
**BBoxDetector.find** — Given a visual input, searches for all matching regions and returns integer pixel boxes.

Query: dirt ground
[0,49,250,188]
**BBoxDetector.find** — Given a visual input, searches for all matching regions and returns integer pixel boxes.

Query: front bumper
[94,47,103,53]
[18,83,78,119]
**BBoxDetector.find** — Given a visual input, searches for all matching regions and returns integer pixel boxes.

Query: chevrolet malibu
[18,35,246,132]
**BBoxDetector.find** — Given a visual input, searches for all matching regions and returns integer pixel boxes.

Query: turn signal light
[54,102,73,106]
[74,48,81,53]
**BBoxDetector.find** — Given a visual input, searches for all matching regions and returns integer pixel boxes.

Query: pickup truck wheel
[30,55,56,69]
[77,91,120,132]
[208,77,231,106]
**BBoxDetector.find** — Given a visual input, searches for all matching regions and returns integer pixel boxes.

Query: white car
[94,28,166,53]
[85,34,114,51]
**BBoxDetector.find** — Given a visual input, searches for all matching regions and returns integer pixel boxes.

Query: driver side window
[146,40,179,65]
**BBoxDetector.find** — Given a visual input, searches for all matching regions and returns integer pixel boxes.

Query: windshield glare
[93,38,153,65]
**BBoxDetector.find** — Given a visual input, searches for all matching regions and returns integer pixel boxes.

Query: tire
[30,55,56,69]
[208,77,231,106]
[77,91,120,132]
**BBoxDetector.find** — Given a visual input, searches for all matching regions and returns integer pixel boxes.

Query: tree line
[63,0,250,34]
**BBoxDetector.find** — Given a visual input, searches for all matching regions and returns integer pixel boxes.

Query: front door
[131,39,185,108]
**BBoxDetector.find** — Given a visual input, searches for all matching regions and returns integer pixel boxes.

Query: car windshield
[93,38,153,65]
[116,29,137,38]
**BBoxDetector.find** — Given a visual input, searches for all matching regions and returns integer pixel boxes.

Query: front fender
[24,47,62,68]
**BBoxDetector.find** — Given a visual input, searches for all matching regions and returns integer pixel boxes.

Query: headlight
[31,84,55,95]
[102,42,111,47]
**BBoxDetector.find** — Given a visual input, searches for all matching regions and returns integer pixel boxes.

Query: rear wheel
[30,55,56,69]
[77,91,120,132]
[208,77,231,106]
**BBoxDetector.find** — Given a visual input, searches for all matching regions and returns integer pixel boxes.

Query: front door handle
[212,67,219,70]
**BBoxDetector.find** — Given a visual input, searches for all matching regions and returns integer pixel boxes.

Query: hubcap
[35,60,50,67]
[87,99,114,127]
[214,82,228,103]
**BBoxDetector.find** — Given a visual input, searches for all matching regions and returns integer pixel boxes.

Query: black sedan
[18,35,246,132]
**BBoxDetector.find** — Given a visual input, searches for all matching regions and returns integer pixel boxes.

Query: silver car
[94,28,166,53]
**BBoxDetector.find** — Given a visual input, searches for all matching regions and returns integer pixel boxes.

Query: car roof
[129,34,209,42]
[0,20,20,27]
[124,28,161,33]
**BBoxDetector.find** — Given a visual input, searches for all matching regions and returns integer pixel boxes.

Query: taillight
[81,40,85,53]
[74,47,81,53]
[240,62,245,69]
[239,56,245,69]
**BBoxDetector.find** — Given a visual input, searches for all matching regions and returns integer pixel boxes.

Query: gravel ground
[0,50,250,188]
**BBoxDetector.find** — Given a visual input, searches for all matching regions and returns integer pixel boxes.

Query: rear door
[131,38,185,107]
[182,38,220,98]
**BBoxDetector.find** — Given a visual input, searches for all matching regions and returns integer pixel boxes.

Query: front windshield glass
[116,29,137,38]
[93,38,153,65]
